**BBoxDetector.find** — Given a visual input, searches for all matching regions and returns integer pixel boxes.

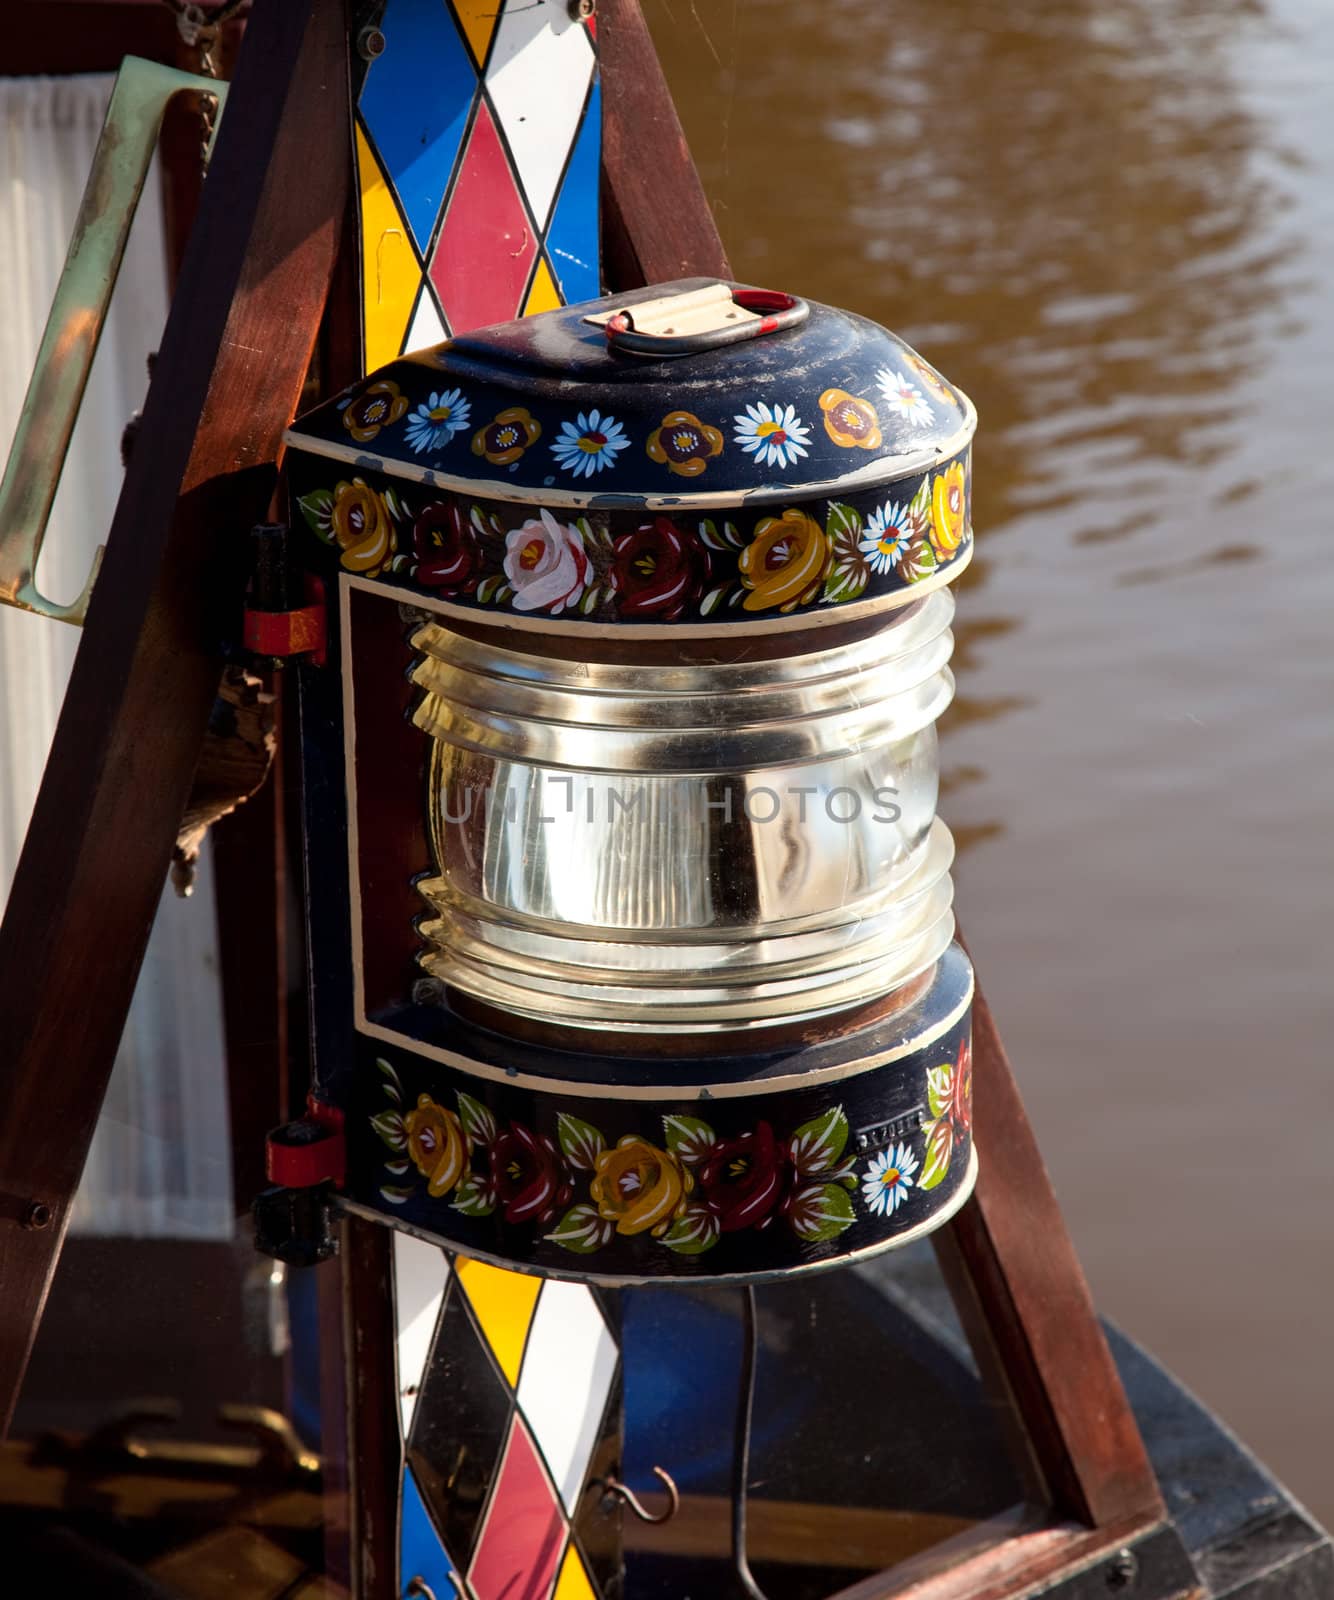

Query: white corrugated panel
[0,74,234,1238]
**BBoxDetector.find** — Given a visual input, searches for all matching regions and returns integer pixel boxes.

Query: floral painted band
[351,1006,975,1282]
[290,446,972,627]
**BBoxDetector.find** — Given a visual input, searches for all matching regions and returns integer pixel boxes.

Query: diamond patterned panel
[430,98,538,334]
[468,1417,566,1600]
[524,257,563,317]
[457,1257,543,1385]
[394,1232,450,1437]
[553,1543,597,1600]
[516,1280,617,1514]
[402,1465,458,1600]
[408,1283,514,1566]
[544,79,601,307]
[405,285,448,355]
[486,0,596,230]
[358,0,479,255]
[356,123,420,371]
[570,1363,623,1600]
[453,0,503,68]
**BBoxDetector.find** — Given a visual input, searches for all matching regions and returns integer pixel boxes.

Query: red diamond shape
[468,1417,565,1600]
[431,99,538,334]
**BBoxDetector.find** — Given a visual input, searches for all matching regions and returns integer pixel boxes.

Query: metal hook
[405,1574,479,1600]
[599,1465,680,1525]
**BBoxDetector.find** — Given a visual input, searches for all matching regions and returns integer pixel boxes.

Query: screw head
[22,1201,52,1230]
[569,0,596,19]
[357,26,387,61]
[1106,1548,1138,1590]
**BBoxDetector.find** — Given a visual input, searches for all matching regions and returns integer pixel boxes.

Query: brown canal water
[643,0,1334,1528]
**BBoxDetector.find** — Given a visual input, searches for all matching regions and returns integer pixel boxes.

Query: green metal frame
[0,56,228,625]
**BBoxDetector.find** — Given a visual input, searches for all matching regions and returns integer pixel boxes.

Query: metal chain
[161,0,247,173]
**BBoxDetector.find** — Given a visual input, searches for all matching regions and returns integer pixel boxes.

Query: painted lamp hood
[283,279,976,636]
[284,277,976,510]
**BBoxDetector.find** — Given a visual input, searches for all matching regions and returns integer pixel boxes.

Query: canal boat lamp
[276,277,980,1285]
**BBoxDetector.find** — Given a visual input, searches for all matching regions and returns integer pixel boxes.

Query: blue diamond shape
[545,76,601,306]
[359,0,478,256]
[401,1465,459,1599]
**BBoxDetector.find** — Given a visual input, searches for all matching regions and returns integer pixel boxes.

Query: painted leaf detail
[383,485,407,522]
[788,1182,856,1242]
[822,502,869,604]
[909,478,930,519]
[375,1056,403,1093]
[477,574,505,604]
[384,1160,411,1176]
[661,1203,721,1255]
[371,1110,407,1152]
[926,1065,952,1121]
[452,1173,498,1218]
[379,1185,415,1205]
[821,561,869,605]
[662,1114,718,1165]
[557,1112,607,1171]
[697,518,744,552]
[788,1106,849,1175]
[457,1092,498,1150]
[297,489,335,541]
[699,583,730,617]
[919,1116,953,1191]
[826,502,864,546]
[546,1204,615,1254]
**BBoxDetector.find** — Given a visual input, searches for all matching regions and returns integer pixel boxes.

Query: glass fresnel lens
[286,278,978,1283]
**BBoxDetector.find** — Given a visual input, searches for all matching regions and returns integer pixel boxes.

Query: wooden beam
[341,1219,400,1600]
[598,0,730,288]
[935,977,1165,1528]
[0,0,350,1436]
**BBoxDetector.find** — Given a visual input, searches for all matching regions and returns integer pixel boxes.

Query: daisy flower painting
[551,409,631,478]
[733,401,812,470]
[405,389,471,454]
[862,1141,919,1216]
[859,500,915,575]
[876,369,933,428]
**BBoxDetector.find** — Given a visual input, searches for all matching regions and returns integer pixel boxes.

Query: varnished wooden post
[934,977,1164,1528]
[0,0,350,1436]
[598,0,731,288]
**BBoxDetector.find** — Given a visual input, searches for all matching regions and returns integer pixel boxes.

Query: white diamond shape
[485,1,595,230]
[394,1233,450,1438]
[515,1279,618,1513]
[405,285,448,353]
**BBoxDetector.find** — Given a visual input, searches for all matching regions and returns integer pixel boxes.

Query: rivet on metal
[357,26,387,61]
[22,1202,53,1230]
[569,0,596,19]
[1106,1548,1138,1590]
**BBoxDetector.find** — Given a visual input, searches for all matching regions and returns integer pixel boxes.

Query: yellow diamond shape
[523,256,563,317]
[452,0,502,69]
[456,1259,542,1386]
[553,1540,596,1600]
[355,120,419,371]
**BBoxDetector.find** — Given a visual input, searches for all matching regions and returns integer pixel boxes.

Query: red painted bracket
[265,1093,346,1189]
[243,575,326,665]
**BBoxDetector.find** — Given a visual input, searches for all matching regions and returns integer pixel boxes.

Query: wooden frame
[0,0,349,1436]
